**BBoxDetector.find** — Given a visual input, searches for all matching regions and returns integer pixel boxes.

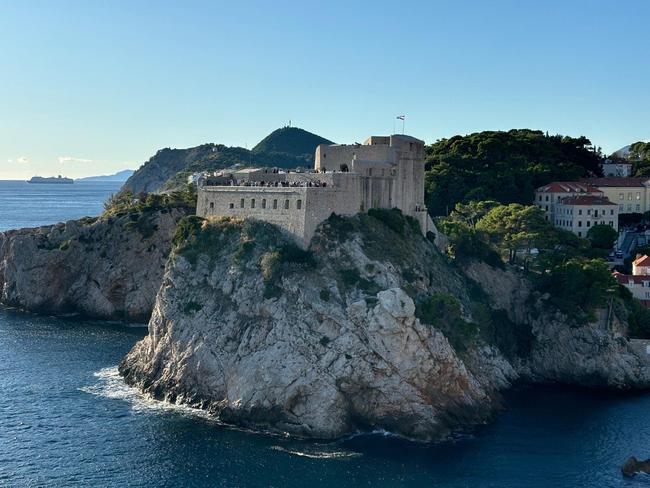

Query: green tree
[587,224,618,249]
[539,258,617,319]
[476,204,549,264]
[425,129,603,215]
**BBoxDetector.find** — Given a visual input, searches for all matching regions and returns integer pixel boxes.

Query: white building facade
[554,195,618,238]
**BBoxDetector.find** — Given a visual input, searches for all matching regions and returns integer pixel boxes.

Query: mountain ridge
[121,127,333,195]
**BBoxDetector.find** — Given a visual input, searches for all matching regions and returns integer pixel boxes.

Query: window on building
[628,193,633,200]
[240,198,244,208]
[209,202,214,210]
[273,199,278,209]
[637,204,641,211]
[229,203,234,209]
[594,209,599,217]
[578,231,582,237]
[610,209,614,215]
[284,199,290,209]
[609,221,613,226]
[587,221,591,227]
[539,195,542,202]
[620,204,625,211]
[251,198,255,209]
[578,221,582,227]
[587,209,592,215]
[296,199,302,210]
[637,192,641,200]
[262,199,266,209]
[628,204,633,211]
[546,196,549,201]
[545,205,549,211]
[620,193,624,200]
[578,209,582,215]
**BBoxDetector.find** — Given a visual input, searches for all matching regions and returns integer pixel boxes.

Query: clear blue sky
[1,0,648,179]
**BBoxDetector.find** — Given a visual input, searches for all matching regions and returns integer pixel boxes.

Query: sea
[1,179,649,487]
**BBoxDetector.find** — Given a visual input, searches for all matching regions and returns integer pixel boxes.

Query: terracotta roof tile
[559,195,616,206]
[633,255,650,267]
[536,182,601,193]
[582,177,650,188]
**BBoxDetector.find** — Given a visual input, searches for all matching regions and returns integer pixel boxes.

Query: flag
[396,115,405,120]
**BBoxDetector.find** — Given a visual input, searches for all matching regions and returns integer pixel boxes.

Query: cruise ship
[27,175,74,184]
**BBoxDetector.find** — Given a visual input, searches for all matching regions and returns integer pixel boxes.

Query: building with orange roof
[553,195,618,237]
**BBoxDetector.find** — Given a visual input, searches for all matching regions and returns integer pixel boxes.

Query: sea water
[1,180,649,487]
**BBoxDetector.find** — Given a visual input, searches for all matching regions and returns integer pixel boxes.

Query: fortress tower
[196,134,436,248]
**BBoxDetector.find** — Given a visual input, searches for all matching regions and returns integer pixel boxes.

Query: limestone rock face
[0,208,189,322]
[464,260,650,388]
[120,216,515,440]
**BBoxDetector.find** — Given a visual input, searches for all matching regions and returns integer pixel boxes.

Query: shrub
[587,224,618,250]
[339,268,380,294]
[183,301,203,314]
[319,289,331,302]
[368,208,409,235]
[416,293,478,351]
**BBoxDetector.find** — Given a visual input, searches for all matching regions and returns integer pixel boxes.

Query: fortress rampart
[196,134,436,248]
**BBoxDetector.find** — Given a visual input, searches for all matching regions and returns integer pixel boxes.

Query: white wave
[270,445,362,459]
[78,366,215,419]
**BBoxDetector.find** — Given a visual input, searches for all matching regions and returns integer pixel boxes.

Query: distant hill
[121,127,334,194]
[252,126,333,158]
[77,169,134,182]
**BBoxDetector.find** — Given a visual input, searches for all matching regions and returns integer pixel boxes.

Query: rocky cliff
[464,261,650,389]
[120,213,518,440]
[119,211,650,440]
[0,208,189,322]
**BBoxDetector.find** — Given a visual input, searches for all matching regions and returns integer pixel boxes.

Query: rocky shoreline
[3,210,650,441]
[0,208,189,322]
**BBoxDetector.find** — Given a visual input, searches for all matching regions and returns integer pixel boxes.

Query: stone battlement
[196,134,436,247]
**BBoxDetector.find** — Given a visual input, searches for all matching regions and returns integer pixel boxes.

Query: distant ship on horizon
[27,175,74,184]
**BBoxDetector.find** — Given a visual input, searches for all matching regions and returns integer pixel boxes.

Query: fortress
[196,134,436,248]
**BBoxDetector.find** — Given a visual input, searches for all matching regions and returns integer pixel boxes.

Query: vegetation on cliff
[104,184,197,218]
[438,201,635,325]
[424,129,603,215]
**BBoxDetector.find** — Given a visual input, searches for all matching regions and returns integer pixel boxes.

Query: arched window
[251,198,256,208]
[296,199,302,210]
[284,199,290,209]
[273,199,278,209]
[262,199,266,209]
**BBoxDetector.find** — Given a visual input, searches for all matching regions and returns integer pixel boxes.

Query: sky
[1,0,648,180]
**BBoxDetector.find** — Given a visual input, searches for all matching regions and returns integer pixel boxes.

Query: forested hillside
[424,129,603,215]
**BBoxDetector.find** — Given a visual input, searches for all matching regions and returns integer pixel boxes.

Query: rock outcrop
[120,214,515,440]
[465,260,650,389]
[0,208,189,322]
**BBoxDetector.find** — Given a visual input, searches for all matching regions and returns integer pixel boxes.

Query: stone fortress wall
[196,134,436,248]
